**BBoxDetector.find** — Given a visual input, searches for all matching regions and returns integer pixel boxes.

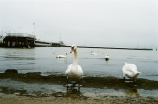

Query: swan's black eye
[71,47,74,50]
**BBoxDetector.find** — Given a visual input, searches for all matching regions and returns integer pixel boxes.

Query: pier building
[3,33,36,48]
[0,35,4,47]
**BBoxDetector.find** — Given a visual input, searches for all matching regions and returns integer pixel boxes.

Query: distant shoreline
[61,45,153,51]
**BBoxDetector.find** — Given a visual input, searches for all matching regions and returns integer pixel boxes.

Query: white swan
[105,54,109,60]
[65,44,83,91]
[56,52,67,58]
[122,62,141,81]
[91,51,99,55]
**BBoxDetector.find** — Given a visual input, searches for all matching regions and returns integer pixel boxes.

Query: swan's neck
[73,49,78,65]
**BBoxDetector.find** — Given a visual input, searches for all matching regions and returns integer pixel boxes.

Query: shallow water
[0,47,158,97]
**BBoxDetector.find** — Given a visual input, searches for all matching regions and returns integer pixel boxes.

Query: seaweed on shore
[0,70,158,90]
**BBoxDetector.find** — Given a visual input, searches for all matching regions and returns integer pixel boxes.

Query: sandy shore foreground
[0,93,158,104]
[1,71,158,104]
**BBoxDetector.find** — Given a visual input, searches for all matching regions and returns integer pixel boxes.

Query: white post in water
[33,23,35,36]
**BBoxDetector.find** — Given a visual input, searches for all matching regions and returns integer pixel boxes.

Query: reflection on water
[3,56,35,60]
[124,89,140,97]
[65,91,83,99]
[105,58,109,63]
[56,57,67,63]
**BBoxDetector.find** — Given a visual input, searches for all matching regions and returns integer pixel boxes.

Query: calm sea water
[0,47,158,81]
[0,47,158,97]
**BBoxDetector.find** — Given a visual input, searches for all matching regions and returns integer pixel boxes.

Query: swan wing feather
[65,64,72,75]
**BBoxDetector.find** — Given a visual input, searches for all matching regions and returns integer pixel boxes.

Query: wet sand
[0,93,158,104]
[0,70,158,104]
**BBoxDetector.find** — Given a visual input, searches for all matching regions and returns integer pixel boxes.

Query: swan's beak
[70,49,74,53]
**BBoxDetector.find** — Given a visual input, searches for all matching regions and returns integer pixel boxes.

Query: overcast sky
[0,0,158,48]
